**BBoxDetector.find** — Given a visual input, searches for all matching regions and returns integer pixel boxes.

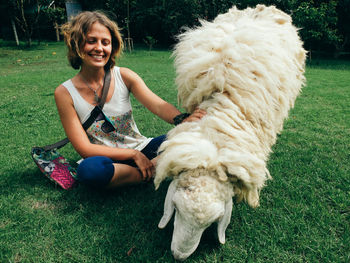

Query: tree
[8,0,49,46]
[292,1,341,54]
[41,3,66,41]
[122,0,137,52]
[335,0,350,56]
[74,0,350,55]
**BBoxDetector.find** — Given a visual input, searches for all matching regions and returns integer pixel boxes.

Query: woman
[55,11,205,189]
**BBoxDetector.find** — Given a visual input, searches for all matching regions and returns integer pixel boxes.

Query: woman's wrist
[131,149,140,160]
[173,113,190,125]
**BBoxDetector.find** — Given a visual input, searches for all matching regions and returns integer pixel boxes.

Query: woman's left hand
[183,108,206,123]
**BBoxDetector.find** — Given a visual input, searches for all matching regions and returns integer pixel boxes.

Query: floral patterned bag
[31,146,78,189]
[31,69,111,189]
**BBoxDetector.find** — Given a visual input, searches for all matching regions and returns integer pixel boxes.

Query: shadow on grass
[3,168,225,261]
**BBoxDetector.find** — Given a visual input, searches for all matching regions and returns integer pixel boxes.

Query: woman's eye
[103,40,111,45]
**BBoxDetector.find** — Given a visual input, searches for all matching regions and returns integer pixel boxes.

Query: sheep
[154,4,306,261]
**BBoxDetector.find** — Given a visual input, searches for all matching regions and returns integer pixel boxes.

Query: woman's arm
[120,67,181,123]
[120,67,206,124]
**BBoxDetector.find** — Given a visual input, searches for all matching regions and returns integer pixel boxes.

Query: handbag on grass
[31,69,111,189]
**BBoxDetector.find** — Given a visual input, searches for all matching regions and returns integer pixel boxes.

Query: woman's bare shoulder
[54,83,72,105]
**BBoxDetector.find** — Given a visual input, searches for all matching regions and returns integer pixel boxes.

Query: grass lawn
[0,41,349,263]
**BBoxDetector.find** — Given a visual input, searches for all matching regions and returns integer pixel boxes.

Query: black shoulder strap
[41,68,112,151]
[99,68,111,108]
[82,68,111,130]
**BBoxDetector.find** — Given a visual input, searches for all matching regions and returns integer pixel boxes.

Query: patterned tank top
[62,67,152,150]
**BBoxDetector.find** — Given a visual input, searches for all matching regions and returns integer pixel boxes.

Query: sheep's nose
[172,249,190,261]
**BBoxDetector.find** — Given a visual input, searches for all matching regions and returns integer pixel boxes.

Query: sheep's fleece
[154,4,306,261]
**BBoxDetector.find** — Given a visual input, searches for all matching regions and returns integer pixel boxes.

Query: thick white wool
[155,5,306,207]
[175,172,233,226]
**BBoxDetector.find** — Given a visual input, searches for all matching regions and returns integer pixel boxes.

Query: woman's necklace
[80,73,104,103]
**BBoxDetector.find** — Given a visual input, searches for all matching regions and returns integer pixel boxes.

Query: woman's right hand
[132,150,154,181]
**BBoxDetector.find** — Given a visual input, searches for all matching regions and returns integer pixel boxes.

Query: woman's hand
[132,150,154,181]
[183,108,207,123]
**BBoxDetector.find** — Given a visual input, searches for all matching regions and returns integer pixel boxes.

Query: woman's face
[82,22,112,69]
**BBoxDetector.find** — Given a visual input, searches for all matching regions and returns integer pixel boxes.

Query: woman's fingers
[143,165,155,181]
[184,108,206,123]
[134,151,155,181]
[140,165,152,181]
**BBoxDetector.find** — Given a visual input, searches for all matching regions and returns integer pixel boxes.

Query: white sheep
[154,4,306,261]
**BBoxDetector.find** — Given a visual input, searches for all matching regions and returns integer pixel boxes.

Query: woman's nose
[94,41,103,51]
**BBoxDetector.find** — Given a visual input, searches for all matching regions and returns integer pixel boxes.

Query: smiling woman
[53,11,206,190]
[60,11,122,70]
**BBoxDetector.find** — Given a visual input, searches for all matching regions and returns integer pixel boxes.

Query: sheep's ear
[217,198,233,244]
[158,180,177,229]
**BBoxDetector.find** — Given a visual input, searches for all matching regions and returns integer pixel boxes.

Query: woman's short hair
[61,11,123,70]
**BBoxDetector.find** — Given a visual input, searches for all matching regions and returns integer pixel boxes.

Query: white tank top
[62,67,152,151]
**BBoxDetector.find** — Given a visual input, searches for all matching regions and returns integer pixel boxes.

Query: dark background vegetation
[0,0,349,58]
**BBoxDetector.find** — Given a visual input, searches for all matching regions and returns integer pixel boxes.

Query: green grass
[0,41,349,263]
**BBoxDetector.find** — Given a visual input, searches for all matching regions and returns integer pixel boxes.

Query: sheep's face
[171,189,228,261]
[158,174,233,261]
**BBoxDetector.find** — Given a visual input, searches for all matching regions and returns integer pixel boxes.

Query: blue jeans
[77,135,166,188]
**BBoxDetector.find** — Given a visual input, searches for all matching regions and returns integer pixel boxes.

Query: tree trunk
[55,22,60,41]
[11,18,19,46]
[27,35,32,47]
[126,0,132,52]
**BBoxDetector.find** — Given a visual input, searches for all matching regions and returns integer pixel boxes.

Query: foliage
[42,6,66,24]
[143,36,157,51]
[0,42,349,262]
[1,0,349,55]
[7,0,44,46]
[335,0,350,54]
[1,0,66,45]
[77,0,349,55]
[292,1,340,52]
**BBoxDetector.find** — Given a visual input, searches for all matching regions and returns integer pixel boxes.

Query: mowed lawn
[0,42,349,263]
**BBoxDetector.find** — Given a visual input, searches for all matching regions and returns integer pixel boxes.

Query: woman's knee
[77,156,115,188]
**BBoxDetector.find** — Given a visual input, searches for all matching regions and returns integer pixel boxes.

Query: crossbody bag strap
[99,68,111,108]
[42,68,112,151]
[82,68,111,130]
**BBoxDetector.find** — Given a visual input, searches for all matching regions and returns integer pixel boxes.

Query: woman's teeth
[91,55,103,59]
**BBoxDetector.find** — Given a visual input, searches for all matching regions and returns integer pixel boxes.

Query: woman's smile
[88,53,105,61]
